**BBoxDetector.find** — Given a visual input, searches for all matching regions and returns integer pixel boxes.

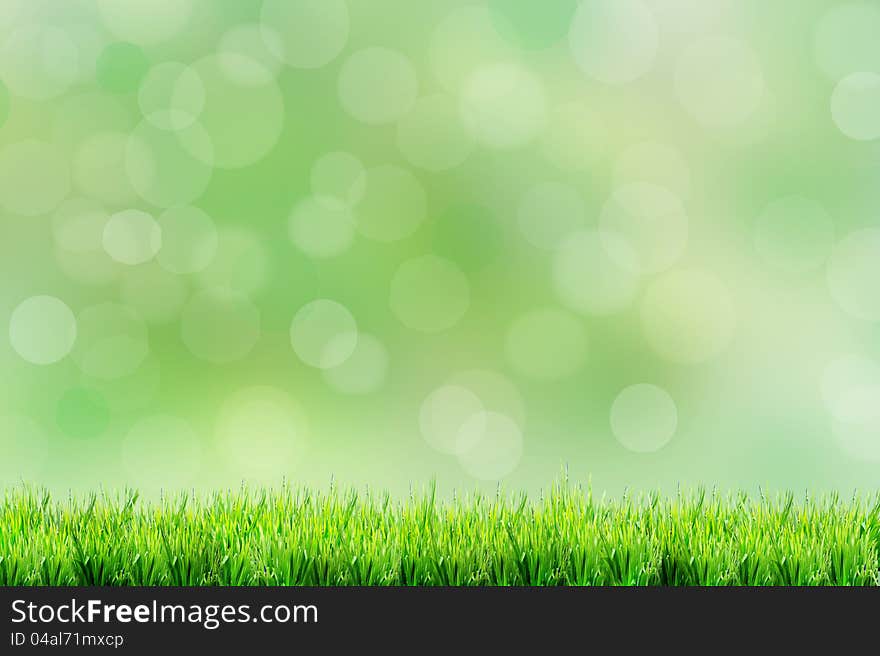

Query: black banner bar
[0,586,869,652]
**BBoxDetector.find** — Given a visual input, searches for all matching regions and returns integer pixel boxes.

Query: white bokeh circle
[390,255,470,333]
[103,209,162,265]
[9,296,77,365]
[290,299,358,369]
[675,36,765,128]
[827,228,880,321]
[831,72,880,141]
[181,287,260,363]
[822,354,880,425]
[0,24,79,100]
[138,61,204,131]
[517,182,584,250]
[218,23,284,83]
[260,0,349,69]
[125,120,213,208]
[553,229,640,316]
[505,308,587,380]
[288,195,355,258]
[338,47,418,125]
[459,62,546,149]
[97,0,192,46]
[610,384,678,453]
[429,5,517,93]
[599,183,688,274]
[641,269,735,364]
[456,411,523,480]
[569,0,659,84]
[180,54,284,168]
[420,385,485,455]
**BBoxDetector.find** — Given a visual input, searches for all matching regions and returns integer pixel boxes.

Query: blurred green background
[2,0,880,497]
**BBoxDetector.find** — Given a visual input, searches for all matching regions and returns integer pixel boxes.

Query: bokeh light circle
[338,47,418,125]
[103,209,162,265]
[610,384,678,453]
[827,228,880,321]
[599,183,688,273]
[218,24,283,83]
[429,6,517,93]
[260,0,349,69]
[553,229,640,316]
[181,54,284,168]
[181,287,260,364]
[641,269,735,364]
[9,296,77,365]
[0,25,79,100]
[822,355,880,425]
[568,0,659,84]
[456,411,523,480]
[505,308,588,380]
[290,299,358,369]
[459,62,547,149]
[675,36,765,128]
[138,61,204,131]
[125,120,213,208]
[97,0,192,46]
[288,195,356,258]
[390,255,470,333]
[420,385,486,455]
[830,72,880,141]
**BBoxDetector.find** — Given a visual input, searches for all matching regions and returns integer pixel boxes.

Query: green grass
[2,480,880,586]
